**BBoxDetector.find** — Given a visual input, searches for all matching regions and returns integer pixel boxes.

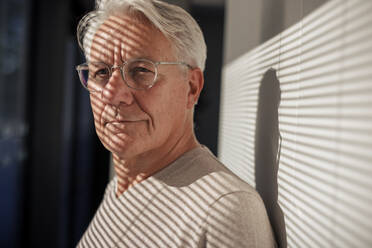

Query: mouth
[103,119,146,130]
[105,119,142,124]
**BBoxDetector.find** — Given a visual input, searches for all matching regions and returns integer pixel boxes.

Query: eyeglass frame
[75,58,193,91]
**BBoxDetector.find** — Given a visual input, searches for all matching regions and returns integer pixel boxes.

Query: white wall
[219,0,372,247]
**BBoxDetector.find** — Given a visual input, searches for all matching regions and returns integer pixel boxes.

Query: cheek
[90,94,105,131]
[155,89,187,125]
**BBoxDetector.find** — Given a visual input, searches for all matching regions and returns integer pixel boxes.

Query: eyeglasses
[75,58,191,92]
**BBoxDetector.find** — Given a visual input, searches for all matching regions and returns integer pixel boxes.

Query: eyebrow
[88,57,160,65]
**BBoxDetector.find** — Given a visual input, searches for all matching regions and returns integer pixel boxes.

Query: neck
[113,130,200,197]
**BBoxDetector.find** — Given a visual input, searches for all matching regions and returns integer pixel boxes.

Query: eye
[94,68,109,77]
[89,64,110,83]
[129,66,154,84]
[130,65,154,75]
[125,60,155,87]
[133,66,152,73]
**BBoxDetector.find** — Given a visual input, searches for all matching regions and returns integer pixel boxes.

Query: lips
[105,119,142,126]
[100,106,148,129]
[107,120,126,126]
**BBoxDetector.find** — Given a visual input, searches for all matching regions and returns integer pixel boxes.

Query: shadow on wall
[255,68,287,247]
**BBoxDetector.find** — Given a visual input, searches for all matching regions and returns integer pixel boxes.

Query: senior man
[75,0,276,247]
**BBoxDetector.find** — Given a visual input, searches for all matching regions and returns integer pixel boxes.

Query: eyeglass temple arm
[157,61,193,69]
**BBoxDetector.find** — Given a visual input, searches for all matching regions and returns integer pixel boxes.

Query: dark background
[0,0,224,247]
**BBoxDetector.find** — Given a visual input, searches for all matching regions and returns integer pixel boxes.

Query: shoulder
[178,146,258,196]
[153,147,276,247]
[183,149,276,247]
[203,190,276,248]
[160,145,264,211]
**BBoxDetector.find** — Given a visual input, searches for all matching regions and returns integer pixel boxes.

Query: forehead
[90,14,172,62]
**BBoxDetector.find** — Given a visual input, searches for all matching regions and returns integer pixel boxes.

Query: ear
[187,67,204,109]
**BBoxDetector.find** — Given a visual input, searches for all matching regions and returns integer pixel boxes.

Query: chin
[106,140,145,161]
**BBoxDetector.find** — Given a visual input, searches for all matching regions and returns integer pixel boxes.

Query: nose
[100,67,134,106]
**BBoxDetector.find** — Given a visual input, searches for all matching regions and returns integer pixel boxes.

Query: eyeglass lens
[78,60,157,91]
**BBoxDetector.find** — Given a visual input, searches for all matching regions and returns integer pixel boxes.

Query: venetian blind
[218,0,372,247]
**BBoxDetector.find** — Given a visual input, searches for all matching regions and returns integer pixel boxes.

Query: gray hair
[77,0,207,71]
